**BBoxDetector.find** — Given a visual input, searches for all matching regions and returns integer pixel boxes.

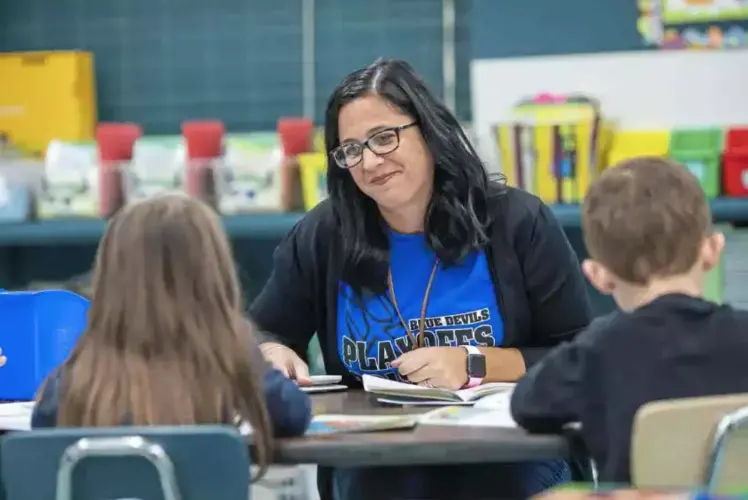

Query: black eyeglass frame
[330,122,417,169]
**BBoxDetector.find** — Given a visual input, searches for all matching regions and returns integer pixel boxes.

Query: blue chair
[1,425,250,500]
[0,290,89,400]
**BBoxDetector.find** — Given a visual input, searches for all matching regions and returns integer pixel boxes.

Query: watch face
[467,354,486,378]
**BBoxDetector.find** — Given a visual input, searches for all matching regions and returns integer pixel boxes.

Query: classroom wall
[471,50,748,169]
[465,0,747,315]
[467,0,748,168]
[0,0,472,133]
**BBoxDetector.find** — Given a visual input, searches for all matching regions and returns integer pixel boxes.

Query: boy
[510,156,748,483]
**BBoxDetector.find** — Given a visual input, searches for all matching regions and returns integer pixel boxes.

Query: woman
[32,195,312,479]
[252,59,592,499]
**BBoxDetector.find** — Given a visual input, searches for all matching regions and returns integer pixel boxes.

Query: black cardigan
[251,186,592,387]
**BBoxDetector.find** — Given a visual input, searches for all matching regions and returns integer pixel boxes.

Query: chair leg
[317,466,334,500]
[703,406,748,493]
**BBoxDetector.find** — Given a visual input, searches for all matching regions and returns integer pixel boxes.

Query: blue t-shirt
[336,231,504,381]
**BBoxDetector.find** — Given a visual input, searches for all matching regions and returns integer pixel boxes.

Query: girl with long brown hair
[31,194,311,473]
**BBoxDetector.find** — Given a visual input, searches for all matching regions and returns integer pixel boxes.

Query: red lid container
[277,117,313,157]
[181,120,225,160]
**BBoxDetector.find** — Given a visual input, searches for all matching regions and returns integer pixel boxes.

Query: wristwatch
[462,345,486,388]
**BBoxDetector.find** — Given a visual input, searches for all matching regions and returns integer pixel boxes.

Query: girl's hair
[54,194,272,473]
[325,58,502,295]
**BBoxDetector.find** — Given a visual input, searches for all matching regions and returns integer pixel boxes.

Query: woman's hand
[392,347,468,390]
[259,342,312,385]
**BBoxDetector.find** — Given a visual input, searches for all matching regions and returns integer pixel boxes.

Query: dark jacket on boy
[511,294,748,483]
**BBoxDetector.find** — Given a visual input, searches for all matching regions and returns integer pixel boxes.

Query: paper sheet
[0,402,33,431]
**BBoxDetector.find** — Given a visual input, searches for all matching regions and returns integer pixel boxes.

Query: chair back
[0,290,88,400]
[1,425,250,500]
[631,393,748,494]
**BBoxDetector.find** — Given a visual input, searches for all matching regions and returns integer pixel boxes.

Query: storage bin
[669,128,723,199]
[298,152,328,211]
[0,290,89,400]
[607,130,671,167]
[0,51,97,157]
[723,127,748,197]
[495,94,611,204]
[97,122,142,217]
[37,140,100,219]
[124,136,187,204]
[217,133,287,213]
[0,175,32,223]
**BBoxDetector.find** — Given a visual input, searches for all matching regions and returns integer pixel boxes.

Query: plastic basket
[0,290,89,400]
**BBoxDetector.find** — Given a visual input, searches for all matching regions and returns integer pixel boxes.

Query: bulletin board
[638,0,748,48]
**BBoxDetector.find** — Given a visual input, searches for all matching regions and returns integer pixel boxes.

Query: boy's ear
[582,259,616,296]
[701,232,725,272]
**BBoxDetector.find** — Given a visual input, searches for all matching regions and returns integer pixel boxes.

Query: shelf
[0,198,746,246]
[662,7,748,25]
[0,213,304,246]
[550,198,748,228]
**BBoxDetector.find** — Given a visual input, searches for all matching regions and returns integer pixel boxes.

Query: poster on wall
[638,0,748,49]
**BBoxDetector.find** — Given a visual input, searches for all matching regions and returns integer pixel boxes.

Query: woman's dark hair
[325,58,502,295]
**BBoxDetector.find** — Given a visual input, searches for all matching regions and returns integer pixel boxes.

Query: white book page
[363,374,515,402]
[454,383,516,402]
[473,389,513,411]
[0,402,33,431]
[362,374,418,392]
[362,375,455,400]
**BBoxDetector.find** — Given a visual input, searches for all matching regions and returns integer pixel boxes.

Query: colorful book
[306,414,418,435]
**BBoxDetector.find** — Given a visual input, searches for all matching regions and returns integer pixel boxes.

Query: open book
[362,374,515,403]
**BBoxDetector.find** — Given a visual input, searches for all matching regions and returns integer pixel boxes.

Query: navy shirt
[337,230,504,381]
[31,365,312,437]
[511,294,748,483]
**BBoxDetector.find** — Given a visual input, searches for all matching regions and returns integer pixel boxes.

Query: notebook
[417,390,518,428]
[362,374,515,404]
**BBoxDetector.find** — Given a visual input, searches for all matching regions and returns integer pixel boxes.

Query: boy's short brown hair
[582,156,711,284]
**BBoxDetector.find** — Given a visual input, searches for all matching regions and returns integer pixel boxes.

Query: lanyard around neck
[387,259,440,350]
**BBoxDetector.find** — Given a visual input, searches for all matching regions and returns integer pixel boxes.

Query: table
[274,390,570,467]
[0,392,571,468]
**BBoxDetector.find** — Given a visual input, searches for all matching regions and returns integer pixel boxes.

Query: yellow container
[607,130,671,167]
[312,127,326,153]
[0,51,97,156]
[297,152,328,211]
[495,98,612,204]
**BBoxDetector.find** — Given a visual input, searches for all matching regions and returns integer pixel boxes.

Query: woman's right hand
[259,342,312,385]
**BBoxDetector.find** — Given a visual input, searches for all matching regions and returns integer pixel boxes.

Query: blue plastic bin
[0,290,89,400]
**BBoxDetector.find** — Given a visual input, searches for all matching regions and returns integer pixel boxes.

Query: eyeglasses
[331,122,417,169]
